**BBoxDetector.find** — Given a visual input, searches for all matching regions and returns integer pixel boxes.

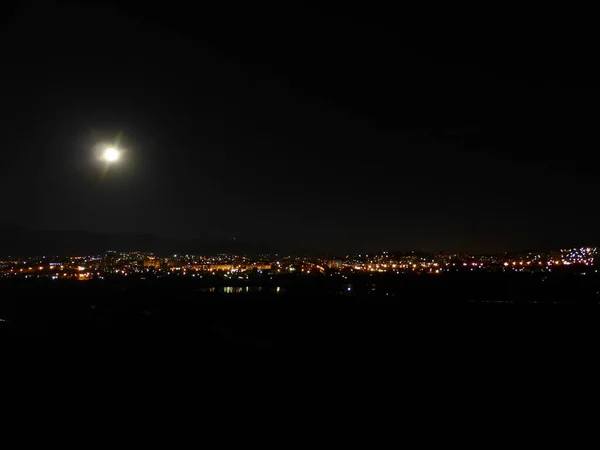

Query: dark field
[2,274,600,351]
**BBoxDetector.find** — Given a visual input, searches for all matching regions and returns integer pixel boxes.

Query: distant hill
[0,225,276,257]
[1,225,595,257]
[0,226,149,256]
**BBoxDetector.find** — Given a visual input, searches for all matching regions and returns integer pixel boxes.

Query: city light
[0,247,597,288]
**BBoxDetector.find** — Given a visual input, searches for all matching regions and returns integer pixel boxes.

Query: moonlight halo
[102,147,120,163]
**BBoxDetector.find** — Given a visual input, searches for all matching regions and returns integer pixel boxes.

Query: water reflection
[195,286,285,294]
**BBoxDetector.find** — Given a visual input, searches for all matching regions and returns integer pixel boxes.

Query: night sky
[2,2,599,254]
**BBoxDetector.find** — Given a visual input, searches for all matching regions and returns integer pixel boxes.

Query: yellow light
[103,147,120,162]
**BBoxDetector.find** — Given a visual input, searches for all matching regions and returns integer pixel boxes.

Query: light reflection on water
[196,286,284,294]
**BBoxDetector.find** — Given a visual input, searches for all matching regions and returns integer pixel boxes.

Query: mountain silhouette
[0,225,276,256]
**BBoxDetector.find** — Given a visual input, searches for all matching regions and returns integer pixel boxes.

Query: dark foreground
[2,274,600,350]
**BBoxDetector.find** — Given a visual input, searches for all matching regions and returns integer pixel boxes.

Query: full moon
[103,147,120,163]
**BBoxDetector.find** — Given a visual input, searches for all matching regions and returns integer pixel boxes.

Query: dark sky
[2,1,599,254]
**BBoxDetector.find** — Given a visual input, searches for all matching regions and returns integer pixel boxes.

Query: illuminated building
[143,257,161,270]
[101,250,117,271]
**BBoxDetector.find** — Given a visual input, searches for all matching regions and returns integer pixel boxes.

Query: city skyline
[2,246,597,286]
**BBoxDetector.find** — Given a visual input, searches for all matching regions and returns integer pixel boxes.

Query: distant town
[2,246,600,336]
[1,247,597,282]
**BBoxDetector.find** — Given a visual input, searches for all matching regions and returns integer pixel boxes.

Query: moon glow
[103,147,120,163]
